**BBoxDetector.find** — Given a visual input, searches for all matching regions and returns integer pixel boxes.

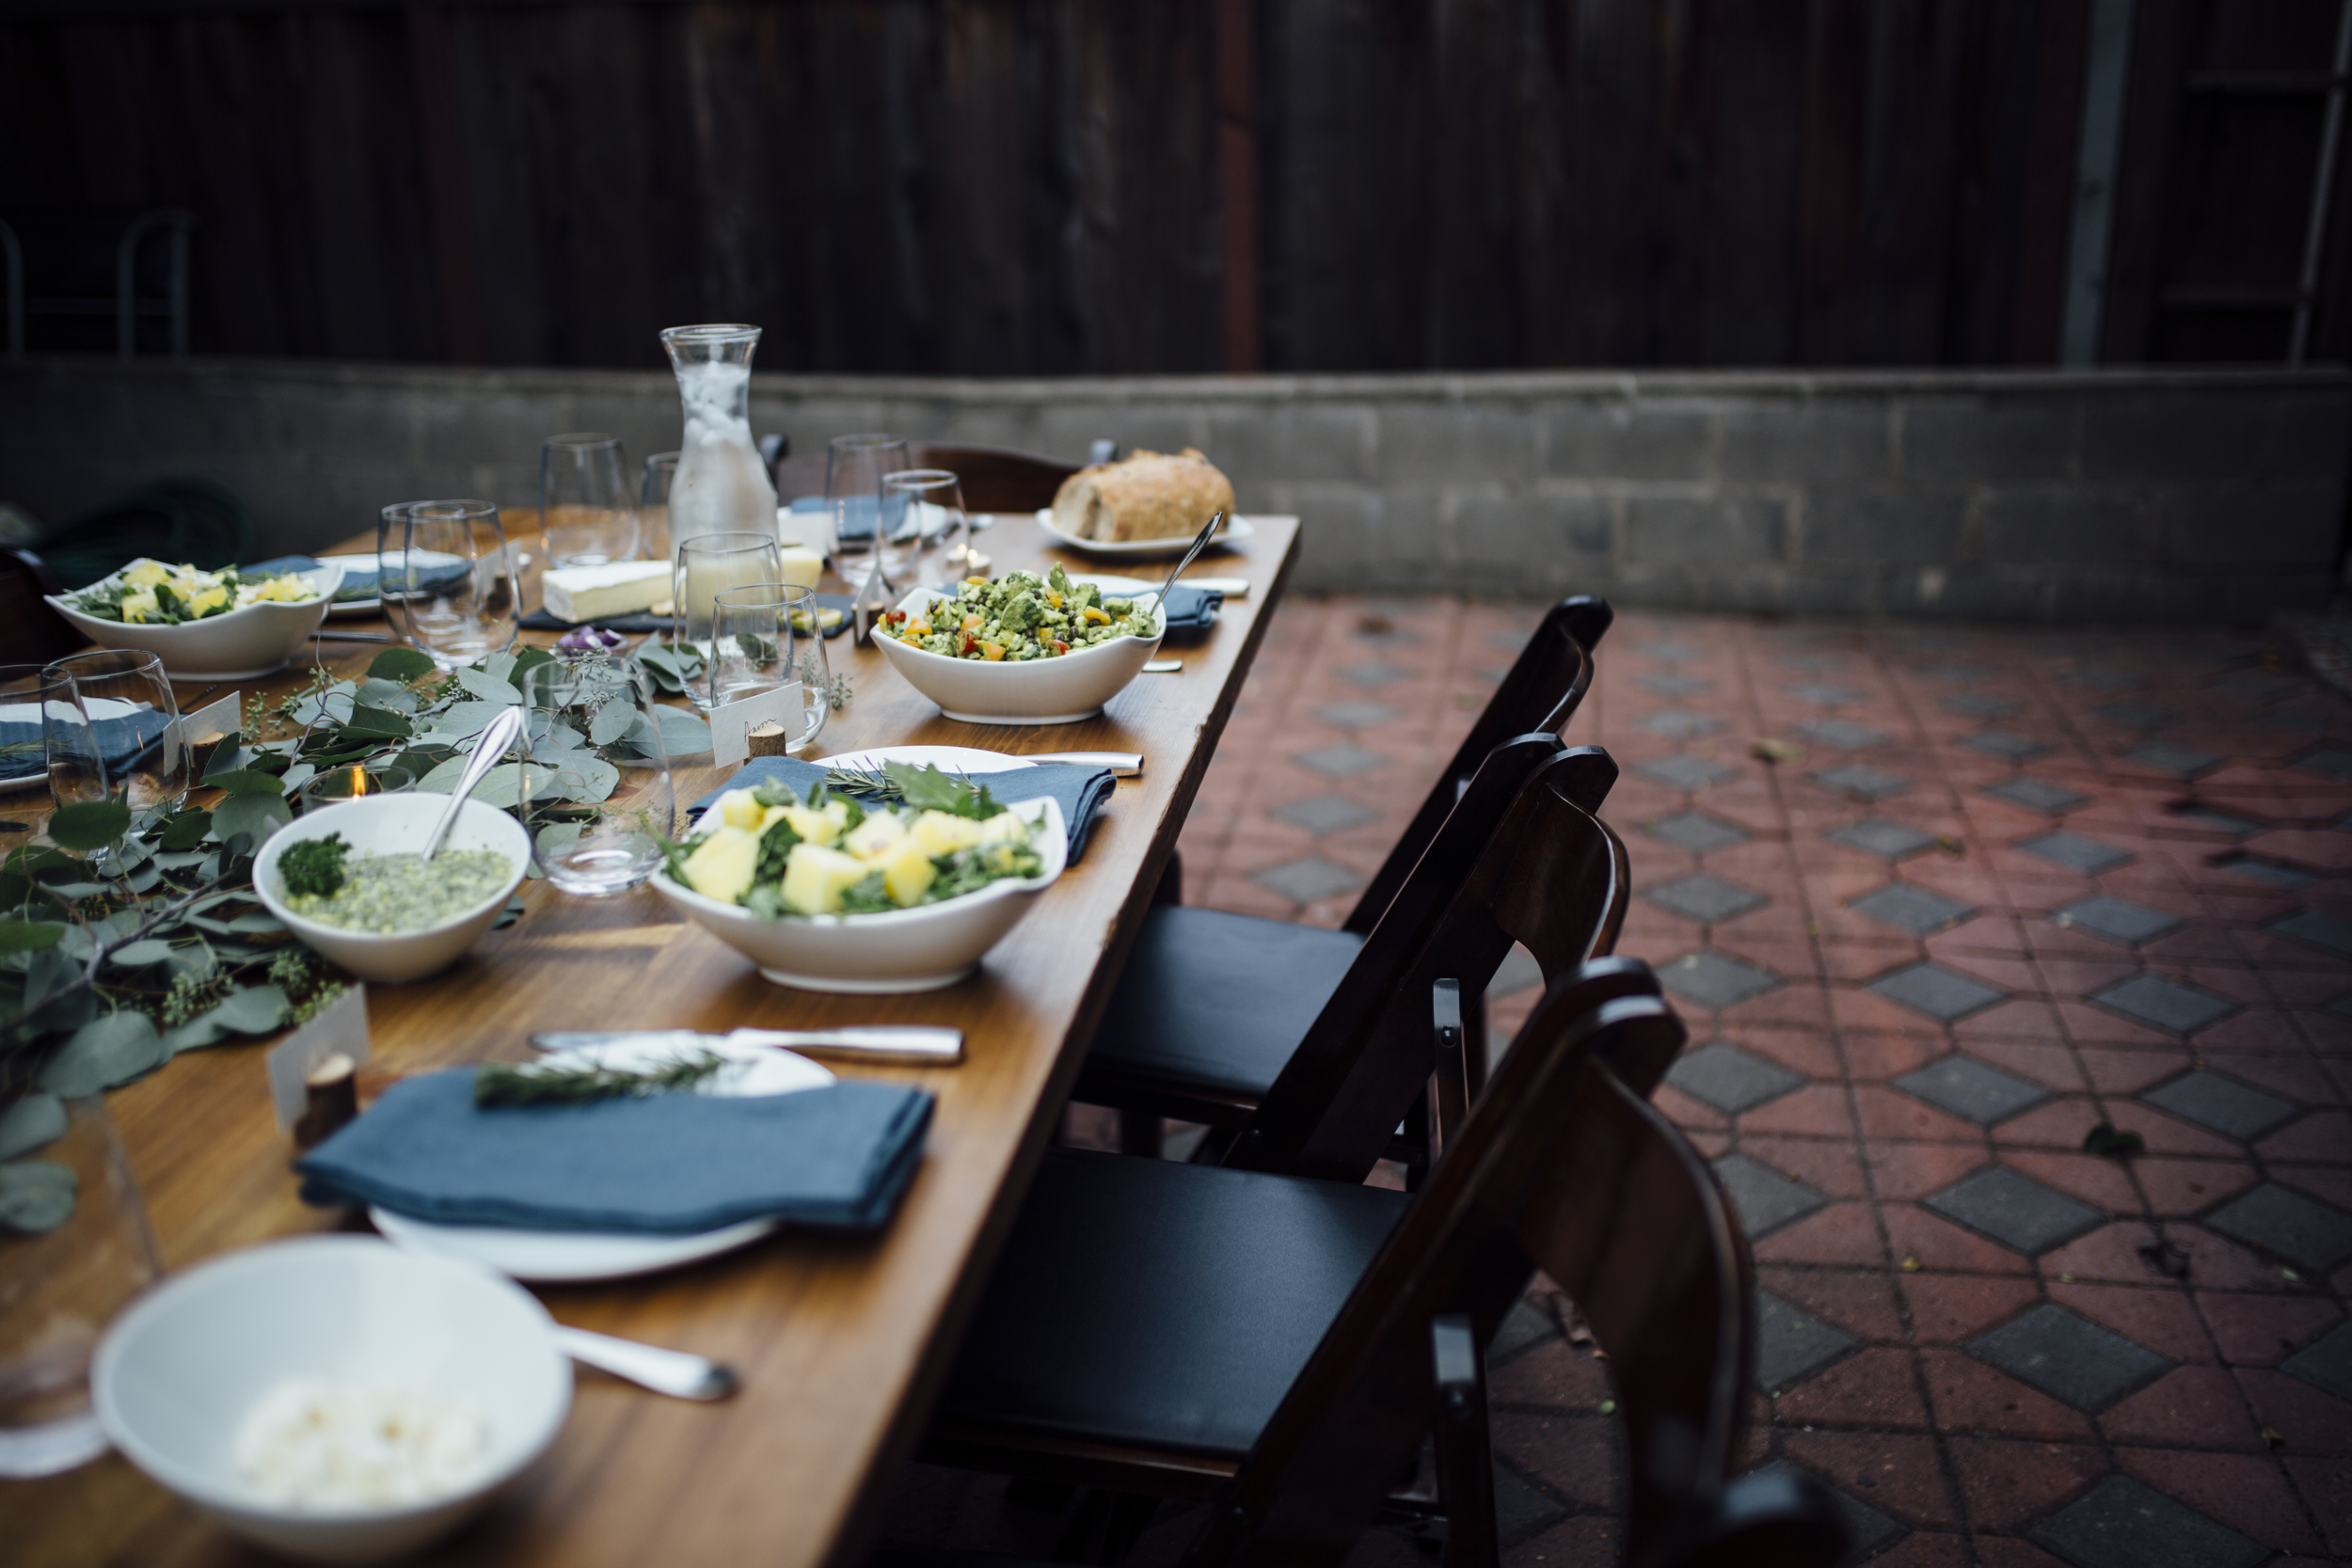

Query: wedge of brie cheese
[542,561,673,624]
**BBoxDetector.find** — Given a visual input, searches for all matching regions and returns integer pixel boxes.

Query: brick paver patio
[885,595,2352,1567]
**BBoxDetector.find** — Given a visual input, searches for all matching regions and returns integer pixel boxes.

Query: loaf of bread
[1052,448,1234,544]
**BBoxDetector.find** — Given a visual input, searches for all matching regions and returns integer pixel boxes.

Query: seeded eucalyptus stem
[473,1050,728,1107]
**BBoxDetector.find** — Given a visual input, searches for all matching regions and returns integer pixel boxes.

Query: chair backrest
[1229,743,1629,1183]
[1341,596,1613,936]
[1189,966,1845,1568]
[0,549,86,666]
[912,444,1081,515]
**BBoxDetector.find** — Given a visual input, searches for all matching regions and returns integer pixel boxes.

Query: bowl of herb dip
[254,794,530,983]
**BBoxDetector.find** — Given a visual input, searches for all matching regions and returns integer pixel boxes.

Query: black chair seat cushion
[937,1148,1407,1459]
[1083,906,1363,1100]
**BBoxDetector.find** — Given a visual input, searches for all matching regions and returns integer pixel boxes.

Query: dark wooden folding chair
[1074,597,1615,1156]
[1080,738,1626,1180]
[912,963,1847,1568]
[912,445,1083,515]
[0,549,87,666]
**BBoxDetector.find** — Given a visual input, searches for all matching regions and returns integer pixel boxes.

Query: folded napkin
[0,709,171,784]
[520,592,854,638]
[690,755,1114,861]
[296,1069,933,1235]
[246,553,470,605]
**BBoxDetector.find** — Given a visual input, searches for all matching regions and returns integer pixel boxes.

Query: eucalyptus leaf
[368,647,438,682]
[345,704,414,739]
[510,646,558,678]
[38,1011,163,1096]
[0,1160,75,1235]
[209,984,289,1035]
[278,763,317,796]
[22,944,71,1010]
[158,810,213,850]
[124,863,163,893]
[0,1093,65,1161]
[355,677,420,712]
[656,708,712,756]
[0,921,63,955]
[213,791,292,848]
[539,721,588,752]
[223,911,285,934]
[588,699,637,746]
[437,701,516,738]
[47,800,132,851]
[204,769,285,796]
[481,652,519,686]
[158,1015,229,1055]
[453,668,521,705]
[559,754,621,803]
[104,939,179,968]
[200,741,249,780]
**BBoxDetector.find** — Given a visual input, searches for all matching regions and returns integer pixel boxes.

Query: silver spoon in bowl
[1128,511,1224,632]
[419,705,525,862]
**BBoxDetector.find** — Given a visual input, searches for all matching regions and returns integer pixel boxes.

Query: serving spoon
[553,1325,739,1402]
[1131,511,1225,630]
[419,705,525,862]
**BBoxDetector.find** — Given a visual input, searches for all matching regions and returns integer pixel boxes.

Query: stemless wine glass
[540,434,641,568]
[882,468,968,587]
[673,532,783,705]
[41,651,186,817]
[826,433,910,590]
[640,451,679,565]
[516,656,675,896]
[385,499,519,671]
[707,584,828,752]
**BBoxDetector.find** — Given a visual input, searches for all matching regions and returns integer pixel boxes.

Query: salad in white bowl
[49,557,343,679]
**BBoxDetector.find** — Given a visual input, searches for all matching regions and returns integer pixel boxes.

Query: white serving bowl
[92,1236,571,1565]
[649,796,1067,991]
[48,559,344,680]
[253,793,530,984]
[870,582,1164,725]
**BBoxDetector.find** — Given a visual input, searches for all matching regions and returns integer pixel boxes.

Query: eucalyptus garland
[0,641,715,1236]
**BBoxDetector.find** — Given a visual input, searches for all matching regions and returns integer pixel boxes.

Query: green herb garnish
[473,1049,728,1107]
[822,761,1003,821]
[278,833,351,898]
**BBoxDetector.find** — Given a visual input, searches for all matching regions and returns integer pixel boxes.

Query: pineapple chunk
[717,790,767,831]
[910,810,985,856]
[781,804,842,847]
[843,811,908,861]
[879,839,936,906]
[976,811,1028,845]
[780,844,870,915]
[681,826,762,904]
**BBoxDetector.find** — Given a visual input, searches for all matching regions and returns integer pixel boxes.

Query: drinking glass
[708,584,827,752]
[295,761,415,815]
[825,433,910,592]
[382,499,519,671]
[516,657,675,896]
[882,468,968,587]
[41,650,186,816]
[0,665,69,838]
[0,1095,161,1477]
[673,532,784,707]
[540,433,641,568]
[640,451,679,565]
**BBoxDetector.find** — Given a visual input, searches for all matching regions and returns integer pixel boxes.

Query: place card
[709,685,803,771]
[176,689,241,746]
[266,983,371,1134]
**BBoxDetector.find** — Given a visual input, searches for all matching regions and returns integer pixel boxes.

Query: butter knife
[1024,751,1142,777]
[532,1026,964,1065]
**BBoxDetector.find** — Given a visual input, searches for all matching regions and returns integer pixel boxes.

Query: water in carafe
[660,325,779,555]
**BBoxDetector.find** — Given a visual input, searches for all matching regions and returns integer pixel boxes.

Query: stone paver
[1964,730,2050,761]
[1088,598,2352,1568]
[1293,741,1388,778]
[1798,718,1887,752]
[1639,709,1724,739]
[1311,700,1398,729]
[1269,793,1378,834]
[2020,830,2133,874]
[1850,883,1974,935]
[1644,874,1767,924]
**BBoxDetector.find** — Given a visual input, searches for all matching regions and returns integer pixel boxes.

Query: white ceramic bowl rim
[92,1235,565,1523]
[254,796,529,945]
[52,558,343,626]
[653,795,1063,926]
[882,581,1165,667]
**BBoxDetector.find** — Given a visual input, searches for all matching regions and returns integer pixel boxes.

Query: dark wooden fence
[1,0,2344,374]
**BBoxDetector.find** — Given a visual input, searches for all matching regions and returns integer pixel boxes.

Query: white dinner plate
[370,1036,835,1283]
[1033,509,1255,558]
[0,697,148,793]
[815,743,1041,778]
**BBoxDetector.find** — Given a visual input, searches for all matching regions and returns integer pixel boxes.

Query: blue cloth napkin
[296,1069,933,1235]
[690,755,1115,861]
[0,710,171,784]
[250,553,469,604]
[521,592,854,638]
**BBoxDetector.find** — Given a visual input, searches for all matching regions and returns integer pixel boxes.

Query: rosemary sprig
[823,767,899,800]
[473,1049,728,1107]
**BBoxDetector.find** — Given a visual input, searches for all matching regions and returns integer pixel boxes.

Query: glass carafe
[660,325,779,559]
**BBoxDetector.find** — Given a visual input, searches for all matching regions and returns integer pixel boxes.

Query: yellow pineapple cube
[843,811,908,860]
[780,843,870,915]
[717,790,766,831]
[880,839,936,906]
[680,826,761,904]
[910,810,985,856]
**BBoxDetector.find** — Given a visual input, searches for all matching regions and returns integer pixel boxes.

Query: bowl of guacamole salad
[870,565,1167,726]
[650,763,1067,992]
[47,557,343,680]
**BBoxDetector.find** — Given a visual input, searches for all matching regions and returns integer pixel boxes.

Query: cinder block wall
[1,358,2343,622]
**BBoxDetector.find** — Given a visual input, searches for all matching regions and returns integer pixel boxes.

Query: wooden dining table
[9,512,1299,1568]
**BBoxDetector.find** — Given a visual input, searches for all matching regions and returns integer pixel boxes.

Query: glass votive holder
[296,761,416,814]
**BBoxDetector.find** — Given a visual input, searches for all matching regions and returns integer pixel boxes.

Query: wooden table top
[12,514,1299,1568]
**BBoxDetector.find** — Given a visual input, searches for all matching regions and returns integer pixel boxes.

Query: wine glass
[540,434,641,568]
[40,650,186,817]
[673,532,783,708]
[825,433,909,593]
[0,664,76,844]
[516,657,675,895]
[640,451,679,565]
[385,499,519,671]
[708,584,828,753]
[882,468,968,587]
